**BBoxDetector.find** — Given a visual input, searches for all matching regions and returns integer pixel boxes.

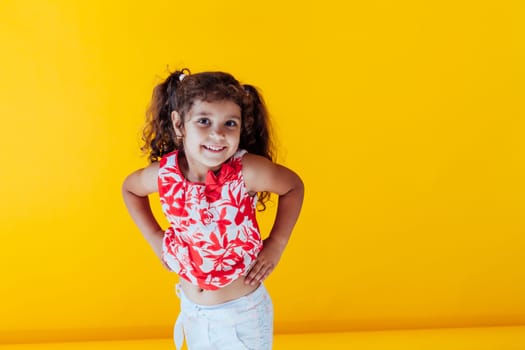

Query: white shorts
[174,283,274,350]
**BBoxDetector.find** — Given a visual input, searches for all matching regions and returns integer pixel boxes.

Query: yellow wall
[1,0,524,344]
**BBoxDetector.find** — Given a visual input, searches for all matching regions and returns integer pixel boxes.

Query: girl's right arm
[121,162,164,261]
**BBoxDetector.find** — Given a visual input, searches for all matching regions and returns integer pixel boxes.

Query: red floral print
[158,149,262,290]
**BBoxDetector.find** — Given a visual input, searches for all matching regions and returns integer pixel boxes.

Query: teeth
[204,145,224,151]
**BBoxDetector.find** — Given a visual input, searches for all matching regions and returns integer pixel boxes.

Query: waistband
[173,283,268,349]
[176,283,267,313]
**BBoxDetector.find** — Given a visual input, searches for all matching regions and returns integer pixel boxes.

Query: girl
[122,69,304,350]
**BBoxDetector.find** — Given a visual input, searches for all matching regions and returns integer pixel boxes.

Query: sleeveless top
[158,149,263,290]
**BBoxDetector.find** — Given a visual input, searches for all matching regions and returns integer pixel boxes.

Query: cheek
[185,127,205,139]
[230,130,241,143]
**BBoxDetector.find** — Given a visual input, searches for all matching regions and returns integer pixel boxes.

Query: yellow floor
[1,326,525,350]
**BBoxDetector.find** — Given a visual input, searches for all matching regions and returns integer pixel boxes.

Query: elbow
[286,171,304,198]
[295,175,305,200]
[121,174,132,196]
[293,174,304,197]
[121,172,141,198]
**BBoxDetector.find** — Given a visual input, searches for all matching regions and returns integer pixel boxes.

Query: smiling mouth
[203,145,226,152]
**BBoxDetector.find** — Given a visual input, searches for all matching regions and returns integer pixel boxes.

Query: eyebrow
[194,111,241,120]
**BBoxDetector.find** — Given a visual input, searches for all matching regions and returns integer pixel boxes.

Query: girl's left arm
[242,154,305,286]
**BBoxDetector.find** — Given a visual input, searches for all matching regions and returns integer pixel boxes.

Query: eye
[197,118,210,125]
[225,120,239,128]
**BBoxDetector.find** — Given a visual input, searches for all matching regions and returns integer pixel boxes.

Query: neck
[179,153,219,182]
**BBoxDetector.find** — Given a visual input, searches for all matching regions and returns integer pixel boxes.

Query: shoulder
[144,161,161,177]
[240,152,273,172]
[122,161,160,196]
[241,153,303,196]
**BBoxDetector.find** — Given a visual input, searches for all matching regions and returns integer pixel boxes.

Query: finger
[245,261,262,284]
[247,265,265,285]
[251,264,273,285]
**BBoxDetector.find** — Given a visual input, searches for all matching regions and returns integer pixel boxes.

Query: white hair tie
[179,73,186,82]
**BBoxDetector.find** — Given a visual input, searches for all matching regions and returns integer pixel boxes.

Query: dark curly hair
[141,68,274,208]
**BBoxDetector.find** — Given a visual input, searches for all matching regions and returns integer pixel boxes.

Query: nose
[210,125,226,139]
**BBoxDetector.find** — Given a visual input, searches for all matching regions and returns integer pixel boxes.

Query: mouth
[203,145,226,152]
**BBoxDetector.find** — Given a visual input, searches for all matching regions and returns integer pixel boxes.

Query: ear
[171,111,183,138]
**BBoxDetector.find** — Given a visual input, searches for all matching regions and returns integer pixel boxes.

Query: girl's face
[173,99,242,181]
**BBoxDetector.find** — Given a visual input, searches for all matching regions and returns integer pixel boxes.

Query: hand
[245,237,285,286]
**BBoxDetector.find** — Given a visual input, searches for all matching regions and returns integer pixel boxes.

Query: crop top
[158,149,263,290]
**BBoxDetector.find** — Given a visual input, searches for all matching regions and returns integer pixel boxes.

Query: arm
[121,162,165,263]
[242,154,305,285]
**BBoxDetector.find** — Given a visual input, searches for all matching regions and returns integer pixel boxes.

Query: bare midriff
[179,276,260,306]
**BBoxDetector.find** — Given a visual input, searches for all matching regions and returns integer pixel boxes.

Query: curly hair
[141,69,274,209]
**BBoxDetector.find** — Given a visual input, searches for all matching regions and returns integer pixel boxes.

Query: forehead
[188,99,241,118]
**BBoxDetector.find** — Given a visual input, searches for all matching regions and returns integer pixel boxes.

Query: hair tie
[179,73,186,82]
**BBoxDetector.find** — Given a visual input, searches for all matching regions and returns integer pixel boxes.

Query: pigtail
[241,84,274,162]
[241,84,275,210]
[141,69,190,162]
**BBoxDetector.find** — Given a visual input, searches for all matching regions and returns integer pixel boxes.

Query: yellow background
[1,0,524,344]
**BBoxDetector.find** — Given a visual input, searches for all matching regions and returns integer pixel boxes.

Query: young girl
[122,69,304,349]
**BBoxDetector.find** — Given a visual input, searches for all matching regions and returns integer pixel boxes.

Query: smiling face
[172,99,242,181]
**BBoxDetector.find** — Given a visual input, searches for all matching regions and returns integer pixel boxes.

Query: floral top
[158,149,263,290]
